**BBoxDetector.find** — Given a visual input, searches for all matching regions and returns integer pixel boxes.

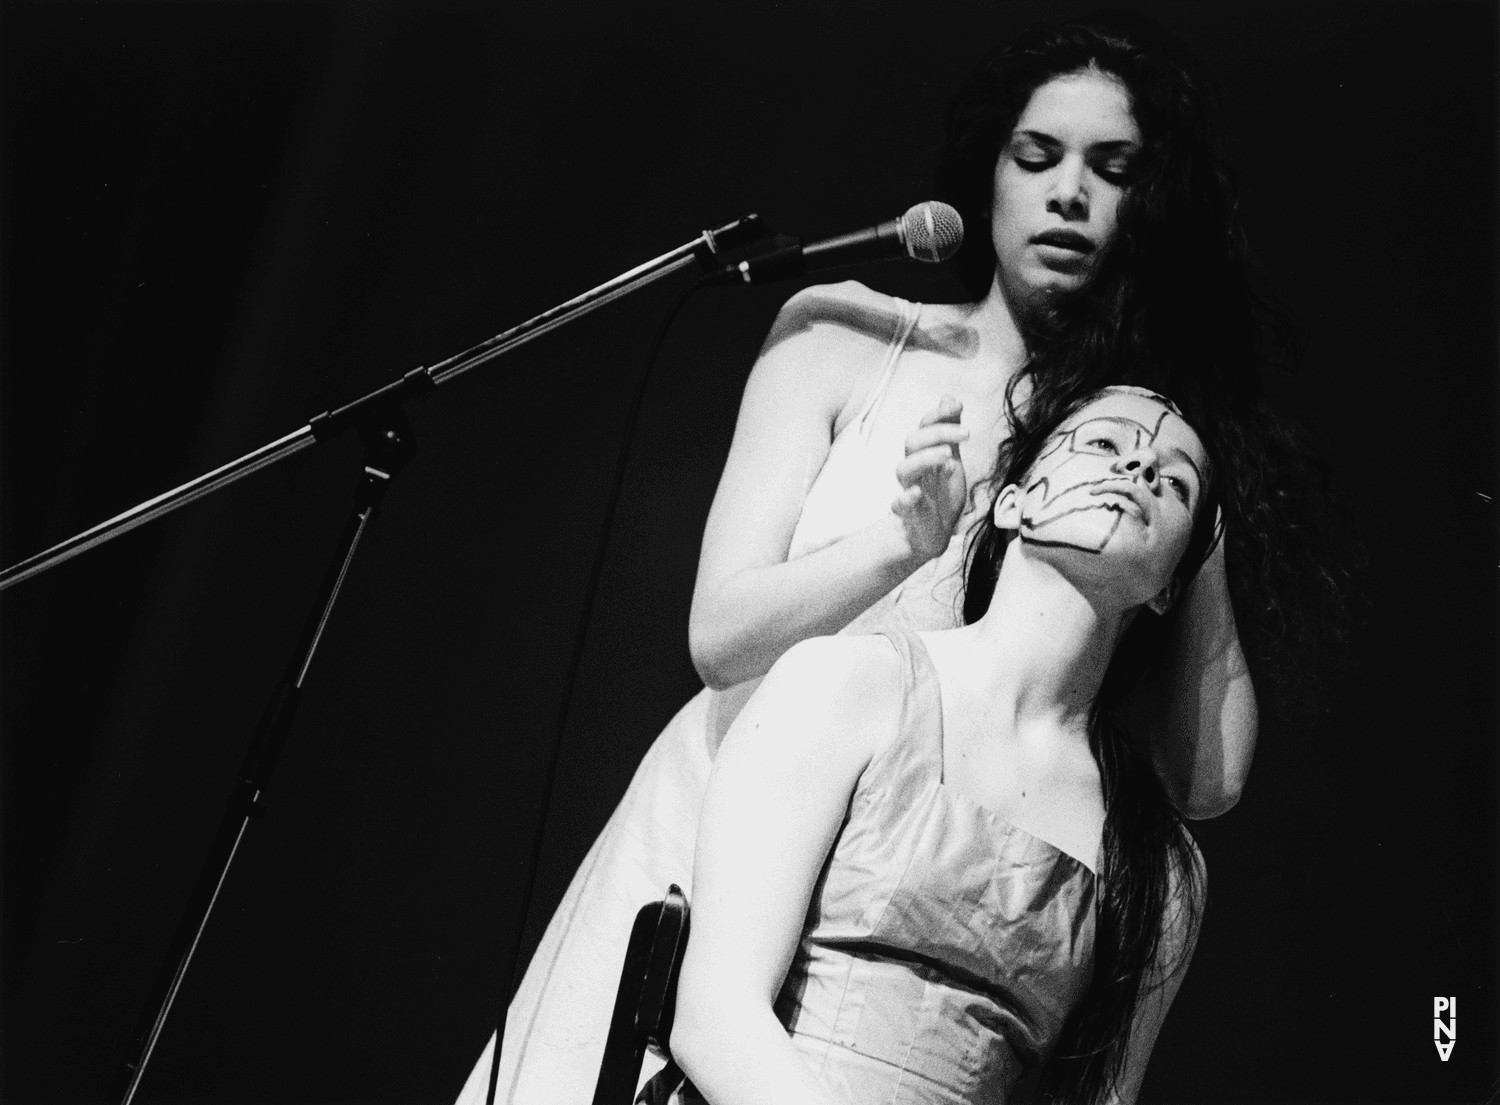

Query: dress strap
[871,623,946,784]
[853,297,921,436]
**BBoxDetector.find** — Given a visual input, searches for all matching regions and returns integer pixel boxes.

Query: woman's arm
[1106,842,1207,1104]
[670,636,900,1105]
[1143,538,1258,818]
[689,284,967,690]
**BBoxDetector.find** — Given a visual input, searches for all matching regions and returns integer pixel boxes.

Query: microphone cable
[485,274,708,1105]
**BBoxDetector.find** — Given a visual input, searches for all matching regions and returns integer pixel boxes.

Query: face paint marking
[1021,498,1125,553]
[1017,402,1191,555]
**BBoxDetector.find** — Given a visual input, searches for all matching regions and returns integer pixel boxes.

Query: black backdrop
[2,2,1495,1102]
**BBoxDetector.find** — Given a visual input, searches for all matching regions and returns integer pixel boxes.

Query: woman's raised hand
[689,288,977,689]
[893,395,969,561]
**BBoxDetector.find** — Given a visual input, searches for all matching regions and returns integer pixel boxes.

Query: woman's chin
[1032,268,1092,300]
[1000,267,1092,318]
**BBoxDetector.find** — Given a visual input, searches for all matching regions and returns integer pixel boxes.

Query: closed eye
[1015,155,1126,186]
[1091,156,1134,186]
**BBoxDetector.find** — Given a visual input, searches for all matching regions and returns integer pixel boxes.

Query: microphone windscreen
[901,201,964,263]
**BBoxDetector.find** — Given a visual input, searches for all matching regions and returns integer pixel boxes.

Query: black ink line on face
[1042,405,1199,501]
[1130,405,1205,506]
[1040,407,1171,473]
[1020,500,1124,554]
[1127,405,1169,446]
[1015,397,1196,556]
[1026,473,1149,509]
[1133,404,1206,487]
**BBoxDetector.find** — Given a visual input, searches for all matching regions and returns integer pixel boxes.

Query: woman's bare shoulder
[769,284,984,364]
[760,280,914,359]
[743,281,935,430]
[760,634,905,738]
[776,632,902,681]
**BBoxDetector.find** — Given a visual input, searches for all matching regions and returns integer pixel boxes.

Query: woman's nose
[1046,157,1089,220]
[1113,446,1160,487]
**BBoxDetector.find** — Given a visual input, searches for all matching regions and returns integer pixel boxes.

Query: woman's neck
[943,546,1127,734]
[965,274,1030,373]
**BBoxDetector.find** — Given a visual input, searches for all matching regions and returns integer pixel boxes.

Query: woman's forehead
[1064,392,1207,465]
[1015,68,1139,143]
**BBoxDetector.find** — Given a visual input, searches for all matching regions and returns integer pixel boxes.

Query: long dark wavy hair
[939,10,1349,1104]
[937,10,1343,699]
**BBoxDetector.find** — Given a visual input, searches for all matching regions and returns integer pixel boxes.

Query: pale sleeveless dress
[674,625,1096,1104]
[457,296,984,1105]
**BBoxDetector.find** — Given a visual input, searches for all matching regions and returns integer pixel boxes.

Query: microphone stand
[0,214,762,592]
[0,213,769,1104]
[113,406,417,1105]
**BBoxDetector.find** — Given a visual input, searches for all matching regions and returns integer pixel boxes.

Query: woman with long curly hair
[458,12,1332,1103]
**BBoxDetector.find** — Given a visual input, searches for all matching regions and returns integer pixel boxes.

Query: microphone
[703,201,964,286]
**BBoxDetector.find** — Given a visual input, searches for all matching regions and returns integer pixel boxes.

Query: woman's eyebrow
[1013,130,1140,153]
[1010,129,1061,152]
[1161,446,1204,489]
[1086,141,1141,167]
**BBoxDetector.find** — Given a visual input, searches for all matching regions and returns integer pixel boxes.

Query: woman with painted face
[459,12,1330,1103]
[668,386,1218,1105]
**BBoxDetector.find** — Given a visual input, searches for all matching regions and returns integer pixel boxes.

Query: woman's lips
[1090,481,1147,517]
[1032,229,1095,253]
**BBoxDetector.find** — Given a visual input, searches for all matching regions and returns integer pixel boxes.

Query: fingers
[896,446,961,489]
[917,394,963,428]
[891,484,923,516]
[907,395,967,458]
[904,424,968,464]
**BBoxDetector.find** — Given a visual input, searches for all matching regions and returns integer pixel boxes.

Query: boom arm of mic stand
[0,213,766,591]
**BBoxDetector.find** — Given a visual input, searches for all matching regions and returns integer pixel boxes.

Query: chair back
[591,885,690,1105]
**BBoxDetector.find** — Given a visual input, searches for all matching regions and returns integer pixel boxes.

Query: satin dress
[676,625,1096,1104]
[457,294,985,1105]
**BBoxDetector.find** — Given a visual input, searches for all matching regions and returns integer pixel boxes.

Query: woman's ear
[992,484,1024,532]
[1145,578,1181,616]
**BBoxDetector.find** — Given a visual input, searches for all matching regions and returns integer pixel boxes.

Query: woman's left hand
[892,395,969,561]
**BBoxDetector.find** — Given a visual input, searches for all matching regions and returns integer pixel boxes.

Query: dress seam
[864,629,925,941]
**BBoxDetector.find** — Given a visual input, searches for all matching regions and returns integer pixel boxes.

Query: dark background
[1,1,1494,1102]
